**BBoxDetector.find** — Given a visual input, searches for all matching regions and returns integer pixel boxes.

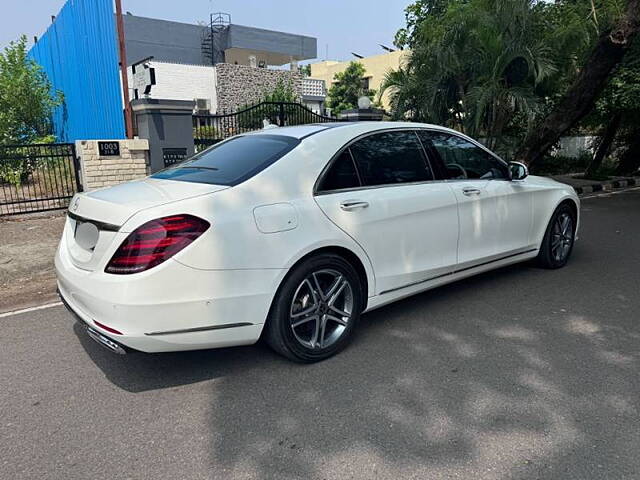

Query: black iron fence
[193,101,338,151]
[0,143,82,216]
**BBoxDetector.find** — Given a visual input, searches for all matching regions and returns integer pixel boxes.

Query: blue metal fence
[29,0,125,142]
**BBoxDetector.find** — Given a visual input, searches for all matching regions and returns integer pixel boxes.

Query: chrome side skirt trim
[379,248,538,296]
[145,322,254,336]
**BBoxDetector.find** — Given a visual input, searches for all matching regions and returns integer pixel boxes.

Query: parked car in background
[56,122,579,362]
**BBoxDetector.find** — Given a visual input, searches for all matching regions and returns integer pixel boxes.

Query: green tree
[326,62,376,116]
[299,64,312,77]
[383,0,640,165]
[382,0,556,152]
[583,38,640,177]
[0,35,62,145]
[515,0,640,166]
[394,0,452,49]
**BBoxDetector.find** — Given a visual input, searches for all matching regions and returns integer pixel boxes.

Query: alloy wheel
[289,269,354,349]
[551,212,574,262]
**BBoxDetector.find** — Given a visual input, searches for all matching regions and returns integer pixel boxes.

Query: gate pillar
[131,99,195,173]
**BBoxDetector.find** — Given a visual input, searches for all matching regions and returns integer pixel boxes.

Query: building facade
[124,15,325,114]
[311,50,409,112]
[301,78,327,114]
[128,60,311,115]
[29,0,322,141]
[29,0,125,141]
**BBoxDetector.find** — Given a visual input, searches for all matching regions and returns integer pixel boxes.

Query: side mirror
[509,161,528,181]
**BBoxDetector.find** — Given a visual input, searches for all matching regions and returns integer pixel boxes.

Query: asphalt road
[2,189,639,480]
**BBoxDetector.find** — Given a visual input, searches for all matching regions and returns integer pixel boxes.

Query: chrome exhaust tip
[86,327,127,355]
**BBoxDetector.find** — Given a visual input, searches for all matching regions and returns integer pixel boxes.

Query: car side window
[423,132,508,180]
[349,131,433,186]
[318,149,361,192]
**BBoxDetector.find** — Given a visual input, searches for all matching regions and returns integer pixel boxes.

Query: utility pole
[115,0,134,138]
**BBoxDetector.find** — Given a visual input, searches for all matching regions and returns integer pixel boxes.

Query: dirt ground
[0,212,66,313]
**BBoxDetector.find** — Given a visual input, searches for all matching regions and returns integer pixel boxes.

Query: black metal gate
[0,143,82,216]
[193,101,338,151]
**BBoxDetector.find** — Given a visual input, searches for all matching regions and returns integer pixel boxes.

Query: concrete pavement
[1,189,639,479]
[0,212,65,313]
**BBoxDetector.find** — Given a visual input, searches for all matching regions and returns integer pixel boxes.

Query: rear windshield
[151,134,300,186]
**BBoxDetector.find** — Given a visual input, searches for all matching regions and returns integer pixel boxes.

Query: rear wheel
[265,254,363,362]
[537,203,576,269]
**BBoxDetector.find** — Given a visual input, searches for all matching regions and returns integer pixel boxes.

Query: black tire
[265,253,363,363]
[537,203,576,269]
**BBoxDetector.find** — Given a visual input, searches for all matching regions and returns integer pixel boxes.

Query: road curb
[573,178,637,195]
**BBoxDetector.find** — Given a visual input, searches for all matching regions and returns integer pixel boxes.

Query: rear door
[314,130,459,294]
[418,130,533,266]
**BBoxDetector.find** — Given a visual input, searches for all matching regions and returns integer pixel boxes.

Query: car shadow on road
[76,240,639,478]
[199,253,639,478]
[73,322,288,393]
[74,263,539,394]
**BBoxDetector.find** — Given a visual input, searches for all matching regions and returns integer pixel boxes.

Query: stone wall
[214,63,302,112]
[75,139,150,191]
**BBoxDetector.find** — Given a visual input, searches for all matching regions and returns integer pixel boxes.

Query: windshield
[151,134,300,186]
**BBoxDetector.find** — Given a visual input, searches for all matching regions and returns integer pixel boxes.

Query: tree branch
[515,0,640,167]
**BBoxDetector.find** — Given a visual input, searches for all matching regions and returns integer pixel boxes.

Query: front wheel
[537,203,576,269]
[265,254,363,362]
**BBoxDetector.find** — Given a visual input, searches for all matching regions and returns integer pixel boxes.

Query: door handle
[462,187,481,196]
[340,200,369,211]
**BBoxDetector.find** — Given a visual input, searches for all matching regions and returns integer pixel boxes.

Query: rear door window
[317,150,361,192]
[152,134,300,186]
[349,131,433,186]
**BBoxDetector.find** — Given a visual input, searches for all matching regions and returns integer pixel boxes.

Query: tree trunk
[584,113,622,178]
[515,0,640,167]
[615,129,640,175]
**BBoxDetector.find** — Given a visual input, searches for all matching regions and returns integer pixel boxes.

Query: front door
[420,131,533,266]
[314,130,459,294]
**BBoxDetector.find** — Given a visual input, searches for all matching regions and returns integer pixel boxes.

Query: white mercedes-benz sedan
[56,122,579,362]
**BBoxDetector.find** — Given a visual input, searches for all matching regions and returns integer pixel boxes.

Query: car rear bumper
[55,244,284,353]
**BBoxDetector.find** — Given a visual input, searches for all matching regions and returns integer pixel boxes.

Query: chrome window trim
[315,178,449,196]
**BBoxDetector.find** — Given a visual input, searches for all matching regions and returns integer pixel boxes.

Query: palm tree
[381,0,557,151]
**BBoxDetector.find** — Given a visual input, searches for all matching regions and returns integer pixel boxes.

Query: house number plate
[98,141,120,157]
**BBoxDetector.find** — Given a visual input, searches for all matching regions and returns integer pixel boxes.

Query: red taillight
[105,215,210,274]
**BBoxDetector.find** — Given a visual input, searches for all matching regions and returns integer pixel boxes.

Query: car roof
[247,123,345,139]
[248,121,463,140]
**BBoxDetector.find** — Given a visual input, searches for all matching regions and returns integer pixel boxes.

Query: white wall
[553,136,597,158]
[128,61,217,113]
[304,100,324,115]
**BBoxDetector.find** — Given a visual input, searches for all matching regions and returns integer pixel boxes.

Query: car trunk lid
[64,178,226,271]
